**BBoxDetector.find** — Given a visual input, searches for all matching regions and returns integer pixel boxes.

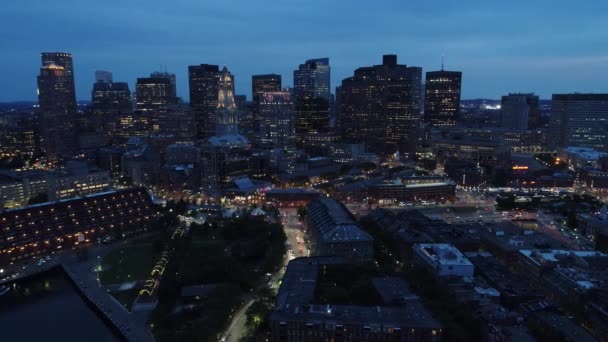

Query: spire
[441,54,445,71]
[215,66,238,135]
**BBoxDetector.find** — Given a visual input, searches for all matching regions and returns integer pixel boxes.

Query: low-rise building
[433,137,511,166]
[264,188,321,207]
[369,181,456,203]
[270,257,442,342]
[559,146,607,169]
[0,187,154,265]
[305,198,373,262]
[413,243,474,278]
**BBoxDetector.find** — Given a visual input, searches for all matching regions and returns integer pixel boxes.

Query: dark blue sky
[3,0,608,101]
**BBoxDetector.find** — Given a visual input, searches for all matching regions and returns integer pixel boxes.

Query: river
[0,268,121,341]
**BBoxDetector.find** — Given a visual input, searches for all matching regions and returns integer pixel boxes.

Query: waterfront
[0,268,120,342]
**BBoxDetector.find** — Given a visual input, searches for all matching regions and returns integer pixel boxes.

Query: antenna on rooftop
[441,54,445,71]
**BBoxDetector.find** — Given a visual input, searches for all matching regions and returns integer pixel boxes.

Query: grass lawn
[110,288,140,311]
[99,244,161,285]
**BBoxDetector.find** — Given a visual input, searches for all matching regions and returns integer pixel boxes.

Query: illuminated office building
[136,77,175,132]
[92,78,132,139]
[259,91,296,173]
[550,94,608,152]
[150,71,177,103]
[424,69,462,126]
[340,55,420,157]
[252,74,281,131]
[37,52,78,159]
[293,58,330,101]
[188,64,220,137]
[293,58,332,151]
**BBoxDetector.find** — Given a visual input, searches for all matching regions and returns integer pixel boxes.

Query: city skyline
[3,1,608,102]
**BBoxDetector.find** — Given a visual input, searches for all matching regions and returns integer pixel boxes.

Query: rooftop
[207,134,249,147]
[414,243,473,267]
[272,257,441,329]
[306,198,373,243]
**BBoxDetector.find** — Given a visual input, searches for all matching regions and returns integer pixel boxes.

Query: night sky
[2,0,608,101]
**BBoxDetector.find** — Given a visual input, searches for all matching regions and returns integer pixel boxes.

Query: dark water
[0,269,120,342]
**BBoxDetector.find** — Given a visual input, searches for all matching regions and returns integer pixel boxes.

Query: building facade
[550,94,608,152]
[340,55,420,157]
[413,243,474,277]
[136,76,176,133]
[305,198,373,262]
[252,74,282,131]
[501,93,540,130]
[424,70,462,126]
[0,188,154,265]
[259,91,296,173]
[37,52,78,159]
[188,64,220,137]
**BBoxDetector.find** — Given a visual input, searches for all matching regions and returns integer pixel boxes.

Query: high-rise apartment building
[37,52,78,159]
[550,94,608,152]
[500,93,540,130]
[339,55,420,157]
[424,69,462,126]
[188,64,220,138]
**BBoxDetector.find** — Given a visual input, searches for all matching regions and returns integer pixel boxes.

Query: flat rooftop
[414,243,473,266]
[272,257,441,329]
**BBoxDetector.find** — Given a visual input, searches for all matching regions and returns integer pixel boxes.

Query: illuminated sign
[512,166,529,171]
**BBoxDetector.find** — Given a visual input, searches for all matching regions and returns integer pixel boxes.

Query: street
[221,207,309,342]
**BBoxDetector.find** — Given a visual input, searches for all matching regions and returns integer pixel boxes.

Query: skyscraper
[294,58,330,101]
[188,64,220,137]
[150,71,177,103]
[405,67,423,115]
[259,91,296,173]
[252,74,282,131]
[91,78,132,139]
[500,93,540,130]
[550,94,608,152]
[215,66,239,136]
[293,58,332,150]
[41,52,76,100]
[136,77,174,132]
[37,52,78,158]
[340,55,419,157]
[95,70,113,84]
[424,69,462,126]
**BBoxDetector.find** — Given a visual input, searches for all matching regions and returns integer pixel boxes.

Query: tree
[567,209,578,229]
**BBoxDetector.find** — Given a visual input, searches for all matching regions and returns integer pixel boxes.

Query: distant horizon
[3,1,608,102]
[0,97,559,105]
